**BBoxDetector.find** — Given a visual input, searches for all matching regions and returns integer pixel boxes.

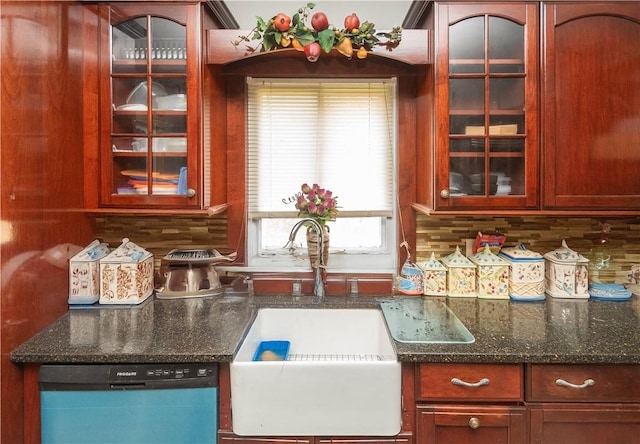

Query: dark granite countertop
[10,294,640,365]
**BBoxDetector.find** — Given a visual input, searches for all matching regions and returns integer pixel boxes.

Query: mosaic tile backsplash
[95,215,640,284]
[415,215,640,284]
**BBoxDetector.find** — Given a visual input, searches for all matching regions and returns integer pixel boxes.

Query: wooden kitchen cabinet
[541,2,640,210]
[431,2,539,210]
[93,3,205,209]
[526,364,640,444]
[415,363,526,444]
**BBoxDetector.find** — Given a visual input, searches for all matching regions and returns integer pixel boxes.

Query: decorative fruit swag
[232,3,403,62]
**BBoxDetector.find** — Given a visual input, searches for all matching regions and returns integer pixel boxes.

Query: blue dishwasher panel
[39,364,218,444]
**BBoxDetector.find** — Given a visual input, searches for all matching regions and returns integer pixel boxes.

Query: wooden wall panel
[0,2,96,442]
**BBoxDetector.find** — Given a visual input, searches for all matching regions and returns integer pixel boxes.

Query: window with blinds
[246,78,397,272]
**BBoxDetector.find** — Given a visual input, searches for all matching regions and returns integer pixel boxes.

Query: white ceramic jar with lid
[499,244,545,301]
[543,240,590,299]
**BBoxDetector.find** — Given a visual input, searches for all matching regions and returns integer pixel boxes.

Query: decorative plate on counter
[589,283,633,301]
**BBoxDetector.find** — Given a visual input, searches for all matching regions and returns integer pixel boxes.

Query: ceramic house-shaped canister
[99,238,154,305]
[469,245,510,299]
[417,252,447,296]
[69,240,111,305]
[441,246,476,297]
[499,244,545,301]
[543,240,590,299]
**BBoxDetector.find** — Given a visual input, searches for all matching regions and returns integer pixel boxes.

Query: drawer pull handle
[555,378,595,389]
[451,377,490,388]
[468,417,480,429]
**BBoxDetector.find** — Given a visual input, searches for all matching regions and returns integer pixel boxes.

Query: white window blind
[247,78,396,218]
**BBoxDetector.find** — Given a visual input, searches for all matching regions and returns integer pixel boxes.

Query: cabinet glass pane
[450,79,484,111]
[112,77,148,110]
[490,157,524,196]
[152,78,187,109]
[113,157,148,195]
[150,114,186,134]
[449,17,484,73]
[112,112,148,135]
[150,18,186,74]
[450,138,485,153]
[112,17,148,74]
[489,138,524,154]
[449,157,524,197]
[488,115,524,136]
[152,156,187,195]
[450,116,485,136]
[450,157,485,195]
[489,17,524,74]
[490,78,524,113]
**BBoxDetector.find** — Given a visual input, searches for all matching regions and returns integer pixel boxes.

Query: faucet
[285,218,326,299]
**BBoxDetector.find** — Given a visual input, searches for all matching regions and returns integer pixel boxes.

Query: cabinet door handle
[440,189,450,199]
[555,378,595,389]
[468,417,480,429]
[186,188,196,198]
[451,377,490,388]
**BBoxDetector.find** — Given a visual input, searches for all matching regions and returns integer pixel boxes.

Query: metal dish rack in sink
[287,353,384,362]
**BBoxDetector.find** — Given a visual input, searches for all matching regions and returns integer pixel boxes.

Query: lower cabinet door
[416,405,526,444]
[529,403,640,444]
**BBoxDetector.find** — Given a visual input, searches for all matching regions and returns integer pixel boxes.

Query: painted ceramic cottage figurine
[543,240,590,299]
[469,245,510,299]
[441,246,476,297]
[417,252,447,296]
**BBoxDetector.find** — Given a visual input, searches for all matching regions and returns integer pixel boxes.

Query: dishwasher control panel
[39,363,218,390]
[110,364,216,383]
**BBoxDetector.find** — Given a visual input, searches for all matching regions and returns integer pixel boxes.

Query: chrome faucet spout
[286,218,326,299]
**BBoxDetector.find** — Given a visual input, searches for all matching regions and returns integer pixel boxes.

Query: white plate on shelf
[116,103,147,111]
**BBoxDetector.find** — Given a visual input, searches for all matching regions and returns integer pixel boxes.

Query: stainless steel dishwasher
[39,363,217,444]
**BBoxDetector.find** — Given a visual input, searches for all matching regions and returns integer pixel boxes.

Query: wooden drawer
[417,363,523,402]
[417,404,527,444]
[526,364,640,403]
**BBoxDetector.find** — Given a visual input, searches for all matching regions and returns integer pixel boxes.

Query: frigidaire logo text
[116,371,137,377]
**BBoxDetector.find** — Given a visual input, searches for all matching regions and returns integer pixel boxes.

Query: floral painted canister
[441,246,476,297]
[417,253,447,296]
[99,238,154,305]
[469,245,510,299]
[499,244,545,301]
[69,239,111,305]
[543,240,590,299]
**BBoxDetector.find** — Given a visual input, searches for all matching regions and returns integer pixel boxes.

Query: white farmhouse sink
[230,308,401,436]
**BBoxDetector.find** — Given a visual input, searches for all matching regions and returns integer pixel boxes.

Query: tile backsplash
[415,215,640,283]
[95,215,640,283]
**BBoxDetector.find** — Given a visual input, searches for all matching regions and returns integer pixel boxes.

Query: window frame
[209,55,418,274]
[245,78,399,272]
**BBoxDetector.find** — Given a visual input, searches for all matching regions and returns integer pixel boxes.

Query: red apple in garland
[304,42,321,62]
[273,12,291,32]
[344,13,360,32]
[311,12,329,31]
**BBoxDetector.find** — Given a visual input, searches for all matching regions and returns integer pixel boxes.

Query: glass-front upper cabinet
[99,4,202,209]
[434,3,539,210]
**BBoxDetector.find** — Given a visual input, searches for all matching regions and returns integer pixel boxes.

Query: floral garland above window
[232,2,402,62]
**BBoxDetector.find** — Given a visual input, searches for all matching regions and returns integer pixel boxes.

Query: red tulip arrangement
[233,3,402,62]
[294,183,339,226]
